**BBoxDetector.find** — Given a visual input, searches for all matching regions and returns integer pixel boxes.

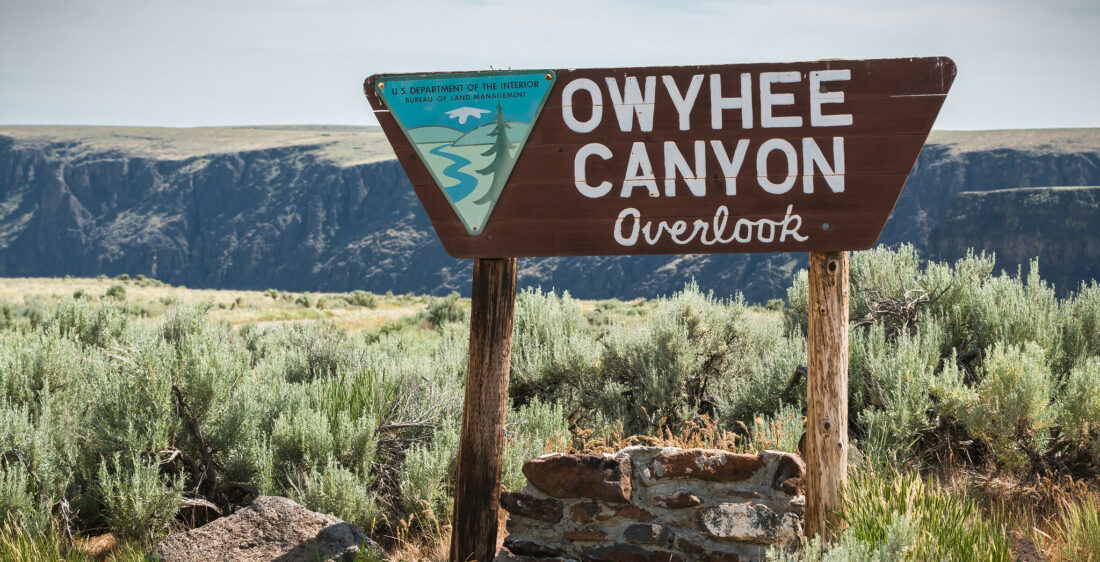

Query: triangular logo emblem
[378,70,556,235]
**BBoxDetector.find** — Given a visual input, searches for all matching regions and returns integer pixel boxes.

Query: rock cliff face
[930,186,1099,290]
[0,126,1096,301]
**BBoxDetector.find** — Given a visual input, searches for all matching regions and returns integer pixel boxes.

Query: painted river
[430,144,478,202]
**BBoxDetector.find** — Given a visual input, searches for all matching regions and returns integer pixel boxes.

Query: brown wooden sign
[365,57,955,258]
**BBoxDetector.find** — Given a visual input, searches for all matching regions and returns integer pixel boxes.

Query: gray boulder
[153,496,383,561]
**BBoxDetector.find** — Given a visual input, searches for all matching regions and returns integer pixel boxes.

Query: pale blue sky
[1,0,1097,130]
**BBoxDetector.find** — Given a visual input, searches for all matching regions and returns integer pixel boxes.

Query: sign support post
[804,251,849,539]
[450,257,518,562]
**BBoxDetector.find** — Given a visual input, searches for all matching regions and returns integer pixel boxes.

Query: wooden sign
[365,57,955,258]
[362,57,955,560]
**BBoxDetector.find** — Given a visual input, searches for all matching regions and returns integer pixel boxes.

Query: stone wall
[496,447,806,561]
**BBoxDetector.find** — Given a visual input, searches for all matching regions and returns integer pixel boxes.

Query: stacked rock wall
[497,447,806,561]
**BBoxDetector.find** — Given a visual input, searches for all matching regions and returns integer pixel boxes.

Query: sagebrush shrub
[852,323,944,461]
[502,399,569,491]
[509,288,599,408]
[98,453,182,542]
[423,292,466,327]
[1059,357,1100,455]
[596,282,746,433]
[957,342,1055,467]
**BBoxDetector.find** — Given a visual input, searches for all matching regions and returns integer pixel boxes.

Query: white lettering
[574,143,614,197]
[664,140,706,197]
[611,205,808,247]
[605,76,656,132]
[802,137,845,193]
[757,138,798,194]
[809,69,853,127]
[622,142,659,197]
[561,78,603,133]
[760,71,802,128]
[614,207,641,246]
[662,74,703,131]
[710,139,749,196]
[710,73,753,129]
[780,205,809,241]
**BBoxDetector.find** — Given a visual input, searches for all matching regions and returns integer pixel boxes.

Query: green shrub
[97,453,182,542]
[502,399,569,491]
[1061,282,1100,373]
[288,457,380,531]
[1058,357,1100,454]
[596,282,746,433]
[768,516,918,561]
[347,290,377,308]
[712,315,804,428]
[510,289,599,408]
[0,465,43,534]
[272,408,335,469]
[423,292,465,327]
[744,403,803,454]
[851,322,944,463]
[105,284,126,300]
[958,342,1054,467]
[295,292,314,308]
[399,419,459,533]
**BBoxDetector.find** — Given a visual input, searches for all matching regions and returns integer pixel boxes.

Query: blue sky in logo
[380,72,554,132]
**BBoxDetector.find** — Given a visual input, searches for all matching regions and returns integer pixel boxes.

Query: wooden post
[450,257,518,562]
[804,251,849,540]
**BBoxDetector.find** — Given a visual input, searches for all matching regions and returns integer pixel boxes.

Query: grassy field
[0,248,1097,561]
[0,276,427,331]
[0,125,395,167]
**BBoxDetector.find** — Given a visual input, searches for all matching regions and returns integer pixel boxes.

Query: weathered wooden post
[804,251,849,539]
[449,257,517,562]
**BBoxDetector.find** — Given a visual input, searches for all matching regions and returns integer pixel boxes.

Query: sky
[1,0,1097,131]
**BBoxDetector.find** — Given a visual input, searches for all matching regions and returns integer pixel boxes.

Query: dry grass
[940,463,1100,561]
[0,125,395,167]
[0,276,425,332]
[571,413,795,456]
[928,128,1100,154]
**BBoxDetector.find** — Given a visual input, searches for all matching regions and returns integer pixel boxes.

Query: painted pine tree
[473,103,514,205]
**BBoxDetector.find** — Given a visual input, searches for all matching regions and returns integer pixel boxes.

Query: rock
[563,528,609,541]
[152,496,381,562]
[504,538,564,557]
[523,454,632,503]
[571,501,614,524]
[653,492,703,509]
[695,503,801,547]
[495,548,576,561]
[766,451,806,495]
[672,537,706,556]
[611,505,655,522]
[703,552,742,562]
[648,449,763,482]
[500,490,564,524]
[623,524,670,545]
[580,543,685,562]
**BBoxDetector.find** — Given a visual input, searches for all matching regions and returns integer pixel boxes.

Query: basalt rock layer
[0,126,1096,300]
